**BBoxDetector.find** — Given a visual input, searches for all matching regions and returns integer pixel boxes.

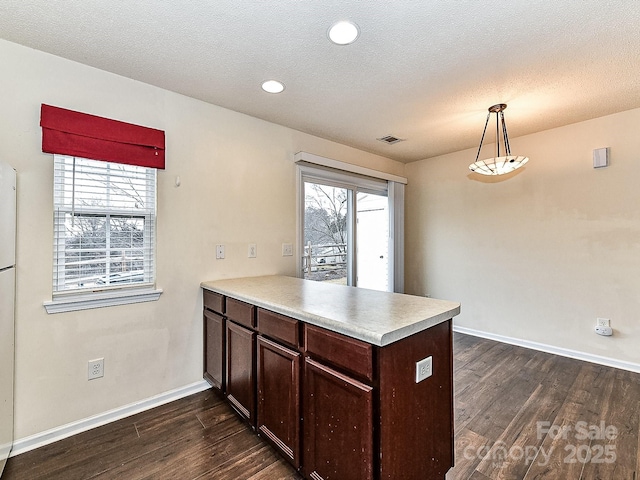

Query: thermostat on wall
[593,147,609,168]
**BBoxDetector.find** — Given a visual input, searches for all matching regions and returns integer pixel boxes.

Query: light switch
[282,243,293,256]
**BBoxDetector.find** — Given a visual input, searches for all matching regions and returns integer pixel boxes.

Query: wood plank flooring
[4,333,639,480]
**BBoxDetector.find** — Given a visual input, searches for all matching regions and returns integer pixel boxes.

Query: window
[39,104,164,313]
[44,155,160,313]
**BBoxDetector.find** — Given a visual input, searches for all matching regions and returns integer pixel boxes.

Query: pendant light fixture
[469,104,529,175]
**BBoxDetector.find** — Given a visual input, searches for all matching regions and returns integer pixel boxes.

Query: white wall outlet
[415,356,433,383]
[88,358,104,380]
[216,244,225,259]
[282,243,293,256]
[596,318,610,327]
[248,243,257,258]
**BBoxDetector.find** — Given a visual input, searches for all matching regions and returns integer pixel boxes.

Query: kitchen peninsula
[200,275,460,480]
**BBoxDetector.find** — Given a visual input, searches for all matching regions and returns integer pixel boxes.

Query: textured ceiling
[1,1,639,163]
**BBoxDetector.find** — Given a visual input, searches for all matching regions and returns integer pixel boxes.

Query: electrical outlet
[248,244,257,258]
[415,356,433,383]
[216,244,225,259]
[596,318,610,327]
[282,243,293,256]
[595,325,613,336]
[88,358,104,380]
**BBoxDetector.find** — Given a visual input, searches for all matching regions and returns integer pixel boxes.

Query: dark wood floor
[4,333,639,480]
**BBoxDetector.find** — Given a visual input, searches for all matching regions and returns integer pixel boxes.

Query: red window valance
[40,104,165,169]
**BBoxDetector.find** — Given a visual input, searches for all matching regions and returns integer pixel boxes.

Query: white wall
[0,38,405,440]
[7,32,639,442]
[405,108,640,367]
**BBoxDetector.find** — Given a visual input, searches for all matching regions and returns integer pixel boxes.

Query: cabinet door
[226,320,256,425]
[304,357,373,480]
[257,335,301,469]
[204,310,225,391]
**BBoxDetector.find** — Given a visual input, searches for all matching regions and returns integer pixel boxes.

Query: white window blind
[53,155,156,294]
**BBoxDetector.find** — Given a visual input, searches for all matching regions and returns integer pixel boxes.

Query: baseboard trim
[453,325,640,374]
[10,380,210,457]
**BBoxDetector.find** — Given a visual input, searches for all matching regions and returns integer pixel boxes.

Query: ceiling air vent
[377,135,404,145]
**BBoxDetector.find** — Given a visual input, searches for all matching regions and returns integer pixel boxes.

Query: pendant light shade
[469,104,529,175]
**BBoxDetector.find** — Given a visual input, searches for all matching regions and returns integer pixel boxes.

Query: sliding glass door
[355,191,389,291]
[301,168,391,291]
[303,182,350,285]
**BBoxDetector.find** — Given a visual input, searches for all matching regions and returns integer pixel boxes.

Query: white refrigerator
[0,162,16,475]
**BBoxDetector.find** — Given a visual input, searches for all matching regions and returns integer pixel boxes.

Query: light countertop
[201,275,460,347]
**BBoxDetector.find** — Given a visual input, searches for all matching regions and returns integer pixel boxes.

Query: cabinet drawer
[203,290,225,314]
[257,309,300,349]
[226,298,255,329]
[304,324,374,383]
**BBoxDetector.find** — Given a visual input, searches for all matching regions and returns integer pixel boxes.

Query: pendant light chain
[473,112,492,165]
[500,111,511,156]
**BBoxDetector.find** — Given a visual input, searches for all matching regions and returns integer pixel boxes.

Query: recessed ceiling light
[261,80,285,94]
[328,20,360,45]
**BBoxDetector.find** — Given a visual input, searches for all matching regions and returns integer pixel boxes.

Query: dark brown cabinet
[304,324,373,382]
[226,297,255,329]
[202,287,454,480]
[203,309,225,390]
[203,291,225,392]
[303,357,373,480]
[302,324,376,479]
[257,308,300,348]
[226,320,256,424]
[377,320,453,479]
[256,335,301,468]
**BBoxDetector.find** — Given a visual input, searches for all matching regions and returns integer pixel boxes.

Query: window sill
[43,288,163,314]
